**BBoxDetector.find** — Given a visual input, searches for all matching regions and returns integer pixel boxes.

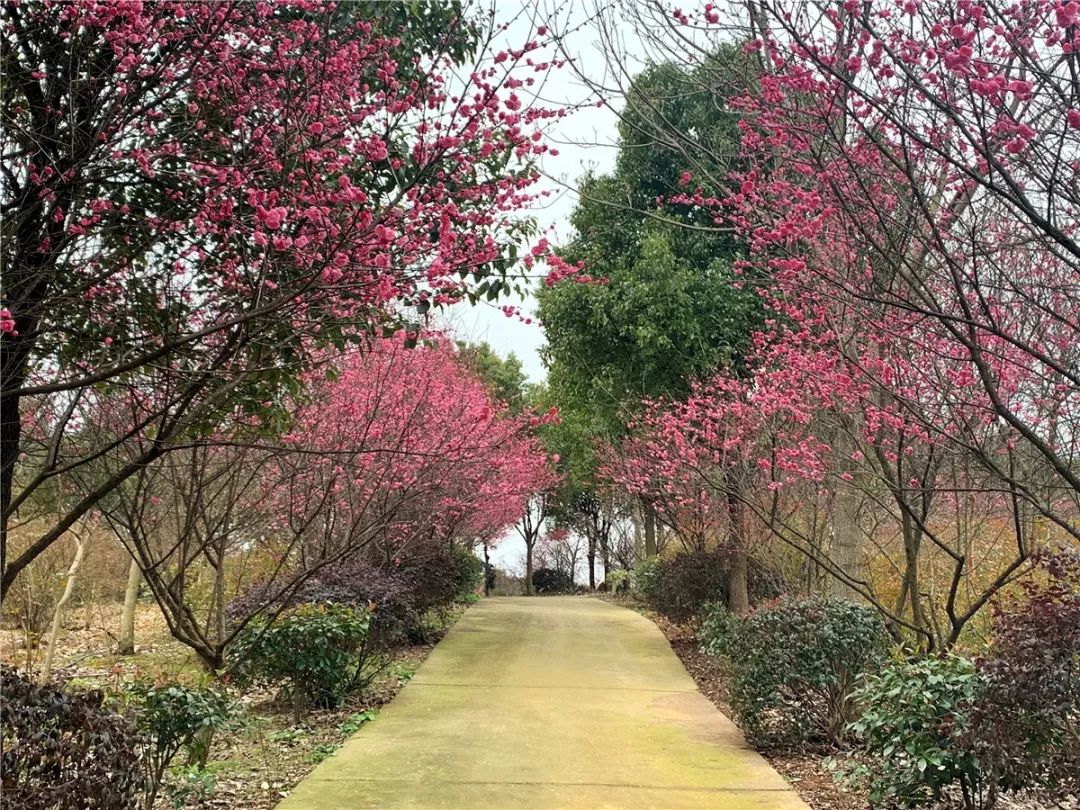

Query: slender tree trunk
[726,487,750,616]
[42,537,86,679]
[830,485,863,600]
[831,421,866,600]
[632,508,643,561]
[643,501,657,558]
[483,543,492,597]
[728,551,749,616]
[525,541,534,595]
[587,531,596,590]
[0,387,21,597]
[599,523,611,583]
[830,434,864,599]
[118,556,142,656]
[212,544,226,656]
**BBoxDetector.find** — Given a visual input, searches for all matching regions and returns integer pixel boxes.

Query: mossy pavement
[276,596,810,809]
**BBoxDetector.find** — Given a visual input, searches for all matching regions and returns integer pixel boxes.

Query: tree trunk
[728,551,749,616]
[483,543,492,597]
[212,547,226,656]
[42,537,86,679]
[726,489,750,616]
[525,542,534,596]
[632,508,643,561]
[643,501,657,558]
[118,556,142,656]
[587,531,596,590]
[830,484,863,600]
[0,386,21,598]
[830,427,865,600]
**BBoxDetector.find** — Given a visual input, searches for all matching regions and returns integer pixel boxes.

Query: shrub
[531,567,574,593]
[636,548,782,620]
[728,596,888,747]
[842,655,984,808]
[228,550,467,649]
[697,601,739,658]
[968,553,1080,800]
[229,603,371,720]
[605,568,632,593]
[394,549,460,613]
[451,547,485,602]
[1,666,142,810]
[125,680,232,809]
[633,556,661,599]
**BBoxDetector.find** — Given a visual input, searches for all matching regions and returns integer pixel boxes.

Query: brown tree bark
[118,555,142,656]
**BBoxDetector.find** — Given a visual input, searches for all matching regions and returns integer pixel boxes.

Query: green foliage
[406,606,458,645]
[339,709,378,736]
[456,342,527,412]
[229,603,371,718]
[166,767,216,810]
[536,50,763,488]
[728,597,888,748]
[539,217,760,437]
[837,557,1080,809]
[1,666,142,809]
[450,547,485,602]
[840,656,984,808]
[697,601,739,658]
[605,568,633,593]
[126,679,232,808]
[633,557,661,599]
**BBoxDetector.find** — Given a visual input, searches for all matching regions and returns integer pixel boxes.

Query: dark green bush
[697,601,739,658]
[842,656,984,808]
[125,680,232,809]
[1,666,142,809]
[531,567,574,593]
[728,596,888,748]
[229,603,371,720]
[451,547,485,602]
[636,548,782,620]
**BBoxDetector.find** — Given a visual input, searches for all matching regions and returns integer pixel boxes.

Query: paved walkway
[278,597,809,809]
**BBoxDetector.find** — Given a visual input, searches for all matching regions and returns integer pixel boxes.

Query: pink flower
[1,308,18,336]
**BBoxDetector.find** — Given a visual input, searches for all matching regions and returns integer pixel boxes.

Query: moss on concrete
[277,597,809,810]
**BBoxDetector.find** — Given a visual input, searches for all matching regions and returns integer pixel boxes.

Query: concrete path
[277,597,809,809]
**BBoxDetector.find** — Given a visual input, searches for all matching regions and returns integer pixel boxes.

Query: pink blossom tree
[99,334,553,669]
[0,1,563,595]
[574,0,1078,646]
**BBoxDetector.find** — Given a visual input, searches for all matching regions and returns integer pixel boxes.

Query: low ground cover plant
[833,554,1080,809]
